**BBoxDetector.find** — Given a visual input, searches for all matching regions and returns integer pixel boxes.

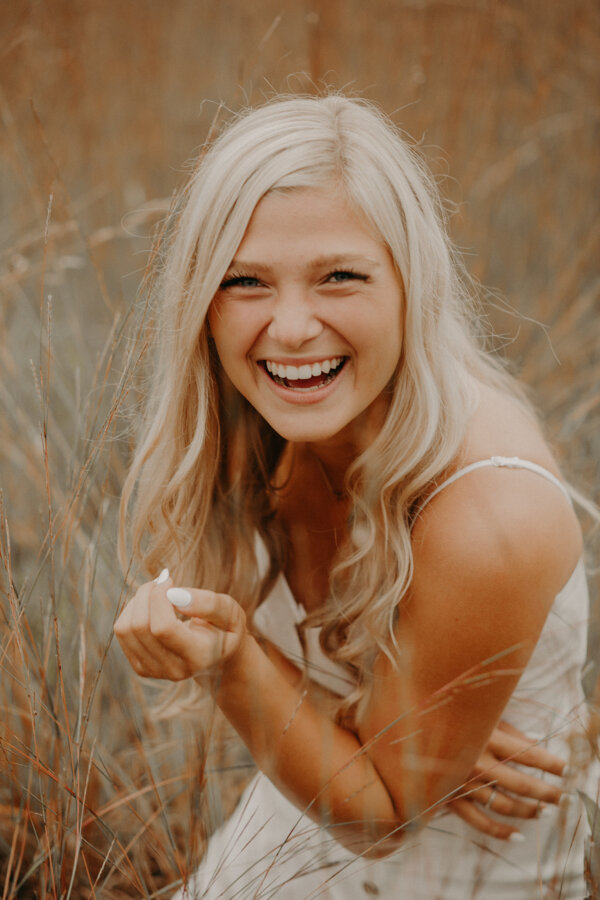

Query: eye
[219,274,262,290]
[325,269,368,284]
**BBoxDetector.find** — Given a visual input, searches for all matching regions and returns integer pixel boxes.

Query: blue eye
[219,274,262,290]
[327,269,367,283]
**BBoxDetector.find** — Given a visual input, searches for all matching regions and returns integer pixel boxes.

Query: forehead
[233,184,386,263]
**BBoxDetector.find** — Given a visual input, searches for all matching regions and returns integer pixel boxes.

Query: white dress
[173,458,598,899]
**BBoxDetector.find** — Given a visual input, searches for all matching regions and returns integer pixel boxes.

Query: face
[208,183,403,452]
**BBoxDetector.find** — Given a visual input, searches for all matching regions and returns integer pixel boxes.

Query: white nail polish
[539,805,554,818]
[167,587,192,608]
[561,765,573,778]
[509,832,526,843]
[155,567,170,584]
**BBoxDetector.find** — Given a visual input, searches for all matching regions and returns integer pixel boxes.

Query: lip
[257,357,349,405]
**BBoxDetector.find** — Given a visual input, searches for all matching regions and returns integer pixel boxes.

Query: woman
[114,95,597,898]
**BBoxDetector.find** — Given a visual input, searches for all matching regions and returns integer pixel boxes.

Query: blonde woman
[114,96,597,898]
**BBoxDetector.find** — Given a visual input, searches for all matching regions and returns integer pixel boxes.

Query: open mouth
[260,356,348,392]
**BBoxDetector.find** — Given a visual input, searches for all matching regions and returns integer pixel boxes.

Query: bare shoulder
[357,388,583,814]
[410,384,582,636]
[411,461,581,611]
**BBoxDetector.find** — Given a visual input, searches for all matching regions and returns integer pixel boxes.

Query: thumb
[166,587,246,633]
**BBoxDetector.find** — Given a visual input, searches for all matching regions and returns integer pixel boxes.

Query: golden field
[0,1,598,896]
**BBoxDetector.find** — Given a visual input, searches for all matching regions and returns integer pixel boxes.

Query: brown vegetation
[0,1,598,896]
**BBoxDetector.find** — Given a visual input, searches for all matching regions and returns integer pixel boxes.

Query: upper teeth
[265,357,344,380]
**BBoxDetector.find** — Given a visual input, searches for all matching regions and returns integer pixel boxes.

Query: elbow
[328,818,411,859]
[361,840,402,860]
[361,823,412,859]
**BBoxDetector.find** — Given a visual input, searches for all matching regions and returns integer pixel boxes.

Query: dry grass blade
[0,2,598,895]
[0,180,246,900]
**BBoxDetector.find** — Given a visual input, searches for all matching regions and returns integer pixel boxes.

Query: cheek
[207,322,235,381]
[207,301,223,340]
[208,314,260,395]
[359,312,402,371]
[208,301,262,353]
[208,303,240,358]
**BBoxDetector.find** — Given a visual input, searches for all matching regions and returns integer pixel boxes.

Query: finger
[114,580,153,626]
[476,762,562,805]
[149,589,244,670]
[154,568,172,586]
[494,723,567,776]
[128,632,191,680]
[448,799,524,843]
[114,575,169,633]
[464,784,541,819]
[116,607,190,679]
[116,583,246,677]
[115,579,191,679]
[472,750,563,804]
[165,588,246,634]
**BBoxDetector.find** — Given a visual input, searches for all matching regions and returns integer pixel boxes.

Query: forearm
[209,633,401,853]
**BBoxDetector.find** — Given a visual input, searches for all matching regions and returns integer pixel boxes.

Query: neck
[306,391,390,487]
[287,396,390,502]
[305,441,357,501]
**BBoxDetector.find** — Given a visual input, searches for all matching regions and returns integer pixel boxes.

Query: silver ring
[485,787,498,809]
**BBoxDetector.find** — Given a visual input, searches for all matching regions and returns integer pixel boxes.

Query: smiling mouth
[260,356,348,391]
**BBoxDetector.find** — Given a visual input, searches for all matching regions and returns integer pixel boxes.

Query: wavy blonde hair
[120,94,526,718]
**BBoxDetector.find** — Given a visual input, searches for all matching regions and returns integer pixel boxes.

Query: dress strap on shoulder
[415,455,571,519]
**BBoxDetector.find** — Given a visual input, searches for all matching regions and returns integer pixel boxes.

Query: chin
[272,426,343,444]
[264,416,348,445]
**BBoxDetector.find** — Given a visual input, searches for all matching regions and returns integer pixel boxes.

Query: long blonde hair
[120,94,525,717]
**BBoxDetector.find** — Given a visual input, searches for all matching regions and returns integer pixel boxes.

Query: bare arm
[357,467,580,837]
[114,470,580,854]
[263,638,568,840]
[115,580,398,853]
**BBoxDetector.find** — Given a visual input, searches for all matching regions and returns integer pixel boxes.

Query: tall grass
[0,191,255,896]
[1,1,598,896]
[1,143,598,899]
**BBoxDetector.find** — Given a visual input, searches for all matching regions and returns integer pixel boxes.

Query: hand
[114,574,247,682]
[447,720,566,841]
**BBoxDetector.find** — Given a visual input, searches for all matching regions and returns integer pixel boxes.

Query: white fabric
[253,572,355,696]
[173,459,598,898]
[414,455,572,518]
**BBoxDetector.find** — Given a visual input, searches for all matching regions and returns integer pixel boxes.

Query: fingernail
[509,832,526,843]
[155,567,170,584]
[539,805,554,818]
[561,765,573,778]
[167,587,192,608]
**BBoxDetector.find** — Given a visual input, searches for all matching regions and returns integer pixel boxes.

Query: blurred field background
[1,1,599,896]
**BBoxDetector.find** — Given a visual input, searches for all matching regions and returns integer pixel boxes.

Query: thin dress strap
[415,455,571,519]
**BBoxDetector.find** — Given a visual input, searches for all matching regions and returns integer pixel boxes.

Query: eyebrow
[225,253,382,272]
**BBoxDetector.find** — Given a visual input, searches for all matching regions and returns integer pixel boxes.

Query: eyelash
[219,268,368,290]
[219,273,261,289]
[325,268,368,284]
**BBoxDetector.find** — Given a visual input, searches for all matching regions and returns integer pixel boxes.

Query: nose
[266,290,323,348]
